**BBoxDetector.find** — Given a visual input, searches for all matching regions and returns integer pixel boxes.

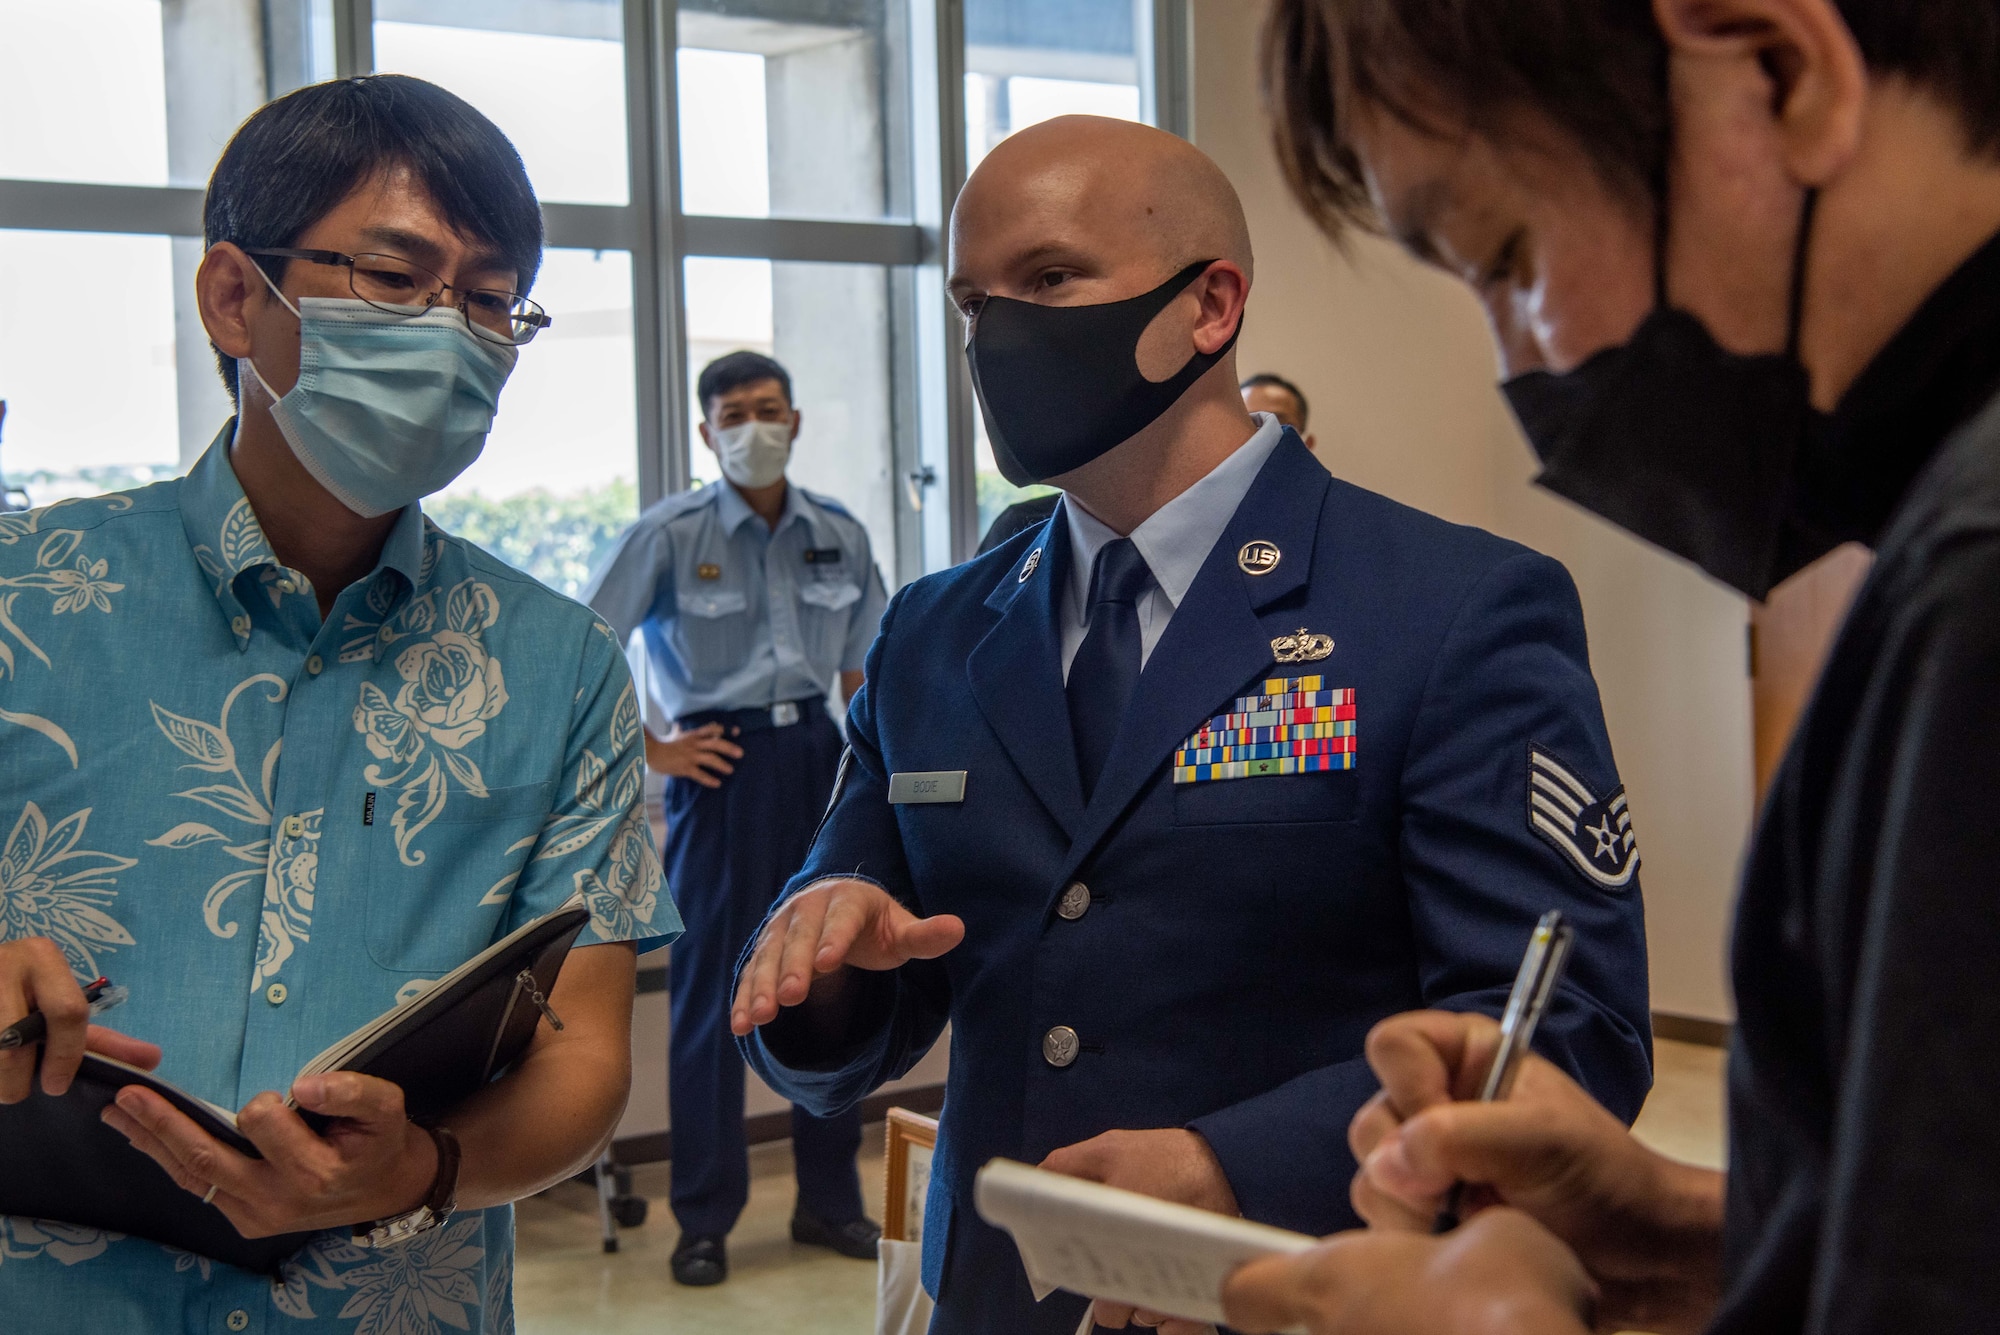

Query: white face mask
[711,417,793,490]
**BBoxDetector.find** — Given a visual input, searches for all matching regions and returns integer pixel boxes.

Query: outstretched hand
[729,878,963,1036]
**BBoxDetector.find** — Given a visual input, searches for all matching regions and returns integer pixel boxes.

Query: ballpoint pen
[1431,912,1575,1233]
[0,976,129,1052]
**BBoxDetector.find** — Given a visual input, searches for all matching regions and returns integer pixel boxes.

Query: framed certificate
[883,1107,940,1244]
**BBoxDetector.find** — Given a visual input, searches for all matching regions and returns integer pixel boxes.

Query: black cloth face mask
[1502,192,1829,600]
[968,259,1242,485]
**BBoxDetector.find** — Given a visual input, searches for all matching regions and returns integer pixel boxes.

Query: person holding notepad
[0,77,678,1334]
[729,115,1656,1334]
[1222,1,2000,1333]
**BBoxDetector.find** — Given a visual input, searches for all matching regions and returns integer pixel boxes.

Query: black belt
[677,696,824,735]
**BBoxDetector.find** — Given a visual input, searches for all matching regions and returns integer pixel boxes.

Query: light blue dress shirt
[1059,411,1286,678]
[0,426,678,1335]
[582,479,889,723]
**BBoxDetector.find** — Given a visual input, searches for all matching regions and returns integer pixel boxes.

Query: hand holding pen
[0,938,159,1104]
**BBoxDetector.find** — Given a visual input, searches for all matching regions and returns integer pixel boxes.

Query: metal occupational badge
[1018,547,1042,583]
[1174,675,1355,782]
[1237,540,1281,575]
[1528,746,1639,889]
[697,563,722,580]
[1271,627,1334,663]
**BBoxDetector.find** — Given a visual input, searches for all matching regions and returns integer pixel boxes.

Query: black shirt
[1714,230,2000,1332]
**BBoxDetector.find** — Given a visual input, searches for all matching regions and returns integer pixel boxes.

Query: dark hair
[205,75,543,403]
[1262,0,2000,238]
[1240,372,1311,428]
[697,351,794,417]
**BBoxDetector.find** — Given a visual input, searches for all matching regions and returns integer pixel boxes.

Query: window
[0,1,1188,570]
[0,231,180,508]
[677,0,913,223]
[962,0,1147,536]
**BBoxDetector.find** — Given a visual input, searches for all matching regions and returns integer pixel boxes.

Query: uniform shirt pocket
[796,578,862,669]
[797,580,861,611]
[1173,769,1359,825]
[366,779,555,971]
[672,586,753,679]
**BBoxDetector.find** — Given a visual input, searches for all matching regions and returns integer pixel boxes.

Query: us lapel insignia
[1271,627,1334,663]
[1237,540,1281,575]
[697,563,722,580]
[1018,547,1042,583]
[1173,676,1356,783]
[1527,745,1640,890]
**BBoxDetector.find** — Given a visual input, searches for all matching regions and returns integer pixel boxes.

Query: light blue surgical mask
[241,280,518,518]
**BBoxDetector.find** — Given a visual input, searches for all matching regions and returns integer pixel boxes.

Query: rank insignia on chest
[1527,745,1640,889]
[1173,676,1356,783]
[697,563,722,580]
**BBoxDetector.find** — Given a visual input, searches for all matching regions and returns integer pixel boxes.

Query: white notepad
[973,1158,1318,1331]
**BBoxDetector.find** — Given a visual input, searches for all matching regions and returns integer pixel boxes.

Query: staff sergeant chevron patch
[1528,745,1639,889]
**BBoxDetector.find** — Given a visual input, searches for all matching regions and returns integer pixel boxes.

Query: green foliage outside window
[976,472,1057,538]
[426,479,639,599]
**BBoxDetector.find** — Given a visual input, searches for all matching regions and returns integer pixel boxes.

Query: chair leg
[595,1149,620,1254]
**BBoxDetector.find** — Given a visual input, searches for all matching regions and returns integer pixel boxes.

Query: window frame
[0,0,1192,580]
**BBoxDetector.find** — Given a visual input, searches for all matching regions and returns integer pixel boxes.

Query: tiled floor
[514,1038,1728,1333]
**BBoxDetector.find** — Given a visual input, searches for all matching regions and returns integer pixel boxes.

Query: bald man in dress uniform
[729,116,1655,1335]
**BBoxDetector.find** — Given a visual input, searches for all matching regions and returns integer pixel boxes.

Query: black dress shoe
[790,1208,882,1260]
[670,1233,727,1286]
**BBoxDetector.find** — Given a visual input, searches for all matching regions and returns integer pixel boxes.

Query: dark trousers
[661,702,864,1237]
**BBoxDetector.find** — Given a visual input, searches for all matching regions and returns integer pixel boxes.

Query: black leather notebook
[0,894,590,1274]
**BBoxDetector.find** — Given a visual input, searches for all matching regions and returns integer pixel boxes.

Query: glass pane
[373,0,630,206]
[682,256,900,583]
[963,0,1142,172]
[962,0,1143,534]
[677,0,912,222]
[428,248,639,598]
[0,230,181,508]
[0,0,325,189]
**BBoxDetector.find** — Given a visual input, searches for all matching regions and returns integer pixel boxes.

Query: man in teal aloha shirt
[0,76,679,1334]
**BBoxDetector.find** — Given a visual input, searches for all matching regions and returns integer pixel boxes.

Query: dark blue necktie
[1066,537,1152,801]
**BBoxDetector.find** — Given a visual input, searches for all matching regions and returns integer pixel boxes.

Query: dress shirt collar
[714,475,807,537]
[1065,411,1286,615]
[179,419,428,652]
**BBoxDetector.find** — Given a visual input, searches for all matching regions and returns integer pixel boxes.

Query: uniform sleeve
[581,511,671,646]
[1191,550,1654,1235]
[841,537,890,674]
[1801,539,2000,1333]
[509,617,682,954]
[739,588,952,1114]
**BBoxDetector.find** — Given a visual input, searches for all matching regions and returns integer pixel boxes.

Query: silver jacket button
[1042,1025,1080,1068]
[1057,882,1091,921]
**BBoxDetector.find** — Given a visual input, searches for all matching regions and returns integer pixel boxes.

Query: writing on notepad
[973,1158,1318,1329]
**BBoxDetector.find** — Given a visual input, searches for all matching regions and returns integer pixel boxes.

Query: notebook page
[973,1159,1316,1330]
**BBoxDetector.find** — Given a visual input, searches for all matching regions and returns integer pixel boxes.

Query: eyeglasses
[244,247,553,346]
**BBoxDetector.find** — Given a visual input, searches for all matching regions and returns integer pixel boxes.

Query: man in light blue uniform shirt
[584,350,888,1286]
[0,77,677,1335]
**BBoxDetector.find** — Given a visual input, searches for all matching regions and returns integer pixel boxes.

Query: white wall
[1191,0,1753,1021]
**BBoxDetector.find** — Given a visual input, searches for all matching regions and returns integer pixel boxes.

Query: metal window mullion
[632,0,689,501]
[333,0,373,79]
[648,0,696,499]
[1138,0,1192,139]
[908,0,973,570]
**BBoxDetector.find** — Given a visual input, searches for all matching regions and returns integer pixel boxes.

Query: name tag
[804,547,843,564]
[889,771,966,804]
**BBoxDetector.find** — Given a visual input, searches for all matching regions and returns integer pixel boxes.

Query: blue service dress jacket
[741,432,1653,1333]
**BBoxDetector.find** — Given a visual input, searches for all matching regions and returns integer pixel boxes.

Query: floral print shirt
[0,428,678,1335]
